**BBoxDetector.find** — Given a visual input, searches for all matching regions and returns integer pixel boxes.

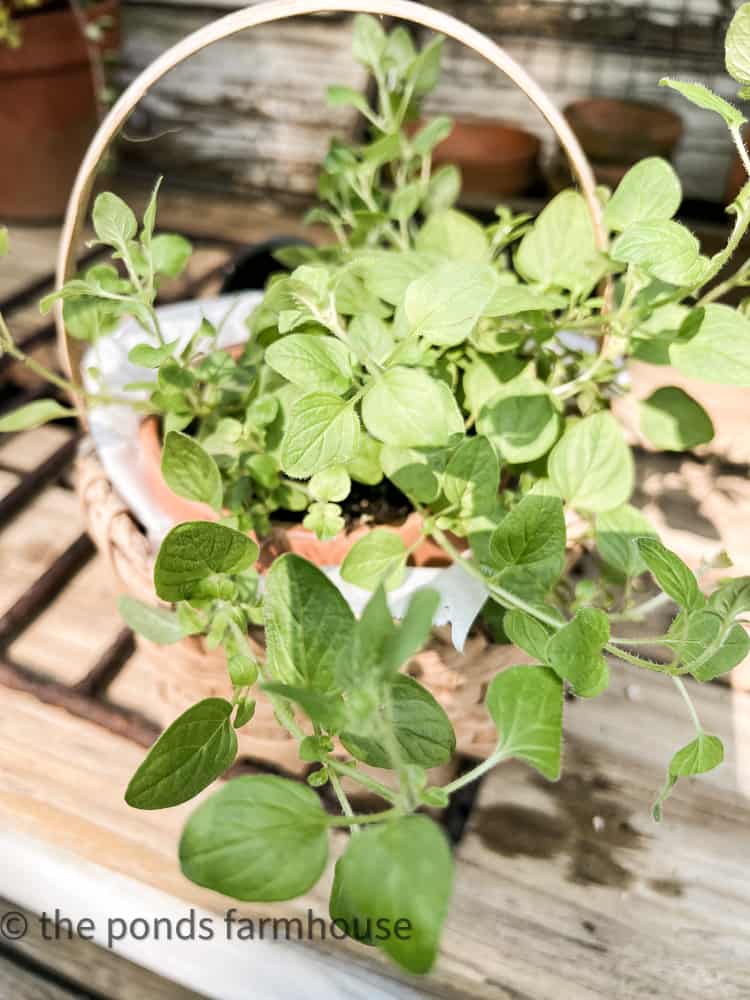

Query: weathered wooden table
[0,187,749,999]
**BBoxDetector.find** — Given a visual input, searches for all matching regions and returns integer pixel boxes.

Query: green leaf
[347,434,383,486]
[307,465,350,504]
[486,664,563,779]
[128,340,177,368]
[415,209,488,262]
[726,4,750,88]
[381,445,440,503]
[423,164,461,215]
[637,537,701,610]
[362,367,463,447]
[410,35,444,97]
[141,176,161,248]
[303,501,345,541]
[639,386,714,451]
[265,334,354,395]
[180,775,328,901]
[548,412,634,513]
[340,529,407,591]
[154,522,258,602]
[603,158,682,232]
[659,78,746,130]
[125,698,237,809]
[161,431,223,511]
[412,115,452,156]
[477,376,561,464]
[261,683,344,731]
[671,732,724,776]
[263,554,355,690]
[92,191,137,247]
[0,226,8,256]
[347,314,394,365]
[670,304,750,386]
[151,234,192,278]
[0,399,75,432]
[330,815,452,974]
[341,674,456,769]
[326,84,370,116]
[482,285,566,317]
[462,353,525,416]
[546,608,610,697]
[351,13,386,68]
[117,596,186,645]
[595,505,657,577]
[611,220,706,286]
[693,623,750,681]
[709,576,750,619]
[281,393,360,479]
[490,494,566,581]
[354,250,436,306]
[382,588,440,673]
[503,610,552,662]
[233,698,256,729]
[403,262,496,347]
[443,435,499,519]
[653,731,725,820]
[516,190,604,292]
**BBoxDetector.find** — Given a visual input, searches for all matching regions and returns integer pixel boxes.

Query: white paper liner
[82,294,489,650]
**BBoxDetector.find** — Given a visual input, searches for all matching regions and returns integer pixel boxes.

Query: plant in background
[3,7,750,975]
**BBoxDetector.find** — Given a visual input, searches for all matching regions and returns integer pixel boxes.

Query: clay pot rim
[0,0,119,76]
[416,116,541,165]
[563,97,683,134]
[137,412,452,569]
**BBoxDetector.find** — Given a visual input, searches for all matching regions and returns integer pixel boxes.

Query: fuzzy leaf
[180,776,328,901]
[486,664,563,779]
[126,698,237,809]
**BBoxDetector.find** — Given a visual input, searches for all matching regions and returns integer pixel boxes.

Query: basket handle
[55,0,606,381]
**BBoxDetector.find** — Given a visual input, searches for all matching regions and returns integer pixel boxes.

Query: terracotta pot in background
[0,0,119,221]
[137,415,451,569]
[563,98,683,165]
[430,118,541,200]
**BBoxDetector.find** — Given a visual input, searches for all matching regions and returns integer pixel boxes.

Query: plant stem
[429,521,680,675]
[325,758,398,804]
[732,125,750,180]
[328,767,359,834]
[673,676,703,734]
[328,807,400,828]
[441,751,506,795]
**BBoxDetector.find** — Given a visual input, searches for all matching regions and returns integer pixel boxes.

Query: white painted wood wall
[119,0,744,203]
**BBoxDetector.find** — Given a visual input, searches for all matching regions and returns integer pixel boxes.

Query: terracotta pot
[564,98,683,165]
[0,0,120,221]
[430,118,541,199]
[138,415,451,569]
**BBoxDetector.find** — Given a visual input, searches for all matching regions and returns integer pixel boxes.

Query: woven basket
[59,0,608,772]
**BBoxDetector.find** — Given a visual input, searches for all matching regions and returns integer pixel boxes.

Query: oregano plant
[2,9,750,975]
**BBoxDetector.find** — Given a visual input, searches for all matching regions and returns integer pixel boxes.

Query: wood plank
[0,227,62,303]
[0,954,80,1000]
[0,426,75,473]
[0,487,84,617]
[8,556,123,684]
[454,666,750,1000]
[0,896,206,1000]
[616,365,750,467]
[0,687,439,997]
[0,469,19,500]
[1,669,748,997]
[118,7,366,199]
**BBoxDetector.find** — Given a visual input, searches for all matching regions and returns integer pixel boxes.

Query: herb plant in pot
[0,0,119,220]
[4,1,750,977]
